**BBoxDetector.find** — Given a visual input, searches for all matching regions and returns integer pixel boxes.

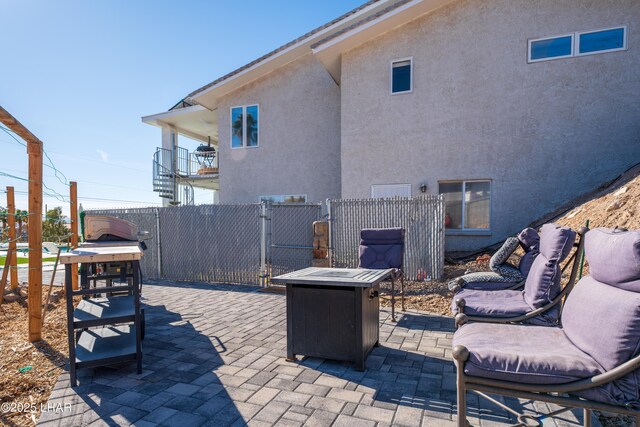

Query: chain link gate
[261,203,323,285]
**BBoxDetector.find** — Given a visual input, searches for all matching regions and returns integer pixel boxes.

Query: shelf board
[75,325,138,366]
[74,296,136,328]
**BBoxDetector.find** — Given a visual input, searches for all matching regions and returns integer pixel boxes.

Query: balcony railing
[154,146,219,178]
[189,152,219,177]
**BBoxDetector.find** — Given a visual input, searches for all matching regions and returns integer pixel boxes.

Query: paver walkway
[38,281,599,427]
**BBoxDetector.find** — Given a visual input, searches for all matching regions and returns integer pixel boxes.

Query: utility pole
[7,186,18,289]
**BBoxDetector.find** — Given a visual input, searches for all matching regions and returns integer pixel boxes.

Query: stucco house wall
[340,0,640,251]
[217,53,341,204]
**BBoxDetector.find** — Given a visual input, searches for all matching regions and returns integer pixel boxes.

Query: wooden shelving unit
[61,244,144,387]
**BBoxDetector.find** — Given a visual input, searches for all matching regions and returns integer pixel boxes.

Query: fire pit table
[271,267,393,371]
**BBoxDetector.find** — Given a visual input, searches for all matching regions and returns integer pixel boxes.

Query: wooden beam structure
[6,186,18,289]
[70,181,78,290]
[1,248,13,302]
[0,105,44,342]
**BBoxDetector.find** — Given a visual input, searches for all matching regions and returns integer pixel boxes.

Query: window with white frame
[439,180,491,231]
[576,26,627,56]
[391,58,412,94]
[371,184,411,199]
[259,195,306,204]
[529,34,574,62]
[231,105,259,148]
[528,25,627,63]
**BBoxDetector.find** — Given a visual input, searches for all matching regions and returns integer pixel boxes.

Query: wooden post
[6,187,18,289]
[27,140,43,341]
[70,182,78,290]
[0,106,44,342]
[1,248,12,297]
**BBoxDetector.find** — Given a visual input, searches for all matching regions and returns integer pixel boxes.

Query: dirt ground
[0,288,70,427]
[552,165,640,231]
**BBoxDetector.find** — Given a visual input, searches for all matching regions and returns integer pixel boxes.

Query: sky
[0,0,364,216]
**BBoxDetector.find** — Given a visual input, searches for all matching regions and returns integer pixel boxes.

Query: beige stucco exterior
[148,0,640,251]
[340,0,640,250]
[216,53,341,204]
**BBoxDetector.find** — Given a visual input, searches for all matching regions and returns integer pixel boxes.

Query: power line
[10,190,160,206]
[0,125,69,187]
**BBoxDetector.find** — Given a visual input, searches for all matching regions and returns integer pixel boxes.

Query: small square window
[529,35,574,62]
[391,58,412,94]
[577,27,626,55]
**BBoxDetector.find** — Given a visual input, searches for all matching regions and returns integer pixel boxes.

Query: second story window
[391,58,412,94]
[231,105,259,148]
[528,25,627,63]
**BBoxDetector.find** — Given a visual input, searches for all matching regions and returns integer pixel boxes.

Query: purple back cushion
[563,276,640,371]
[584,228,640,292]
[518,252,536,276]
[518,227,540,252]
[359,244,403,269]
[517,228,540,276]
[523,224,576,308]
[360,228,404,245]
[359,228,404,269]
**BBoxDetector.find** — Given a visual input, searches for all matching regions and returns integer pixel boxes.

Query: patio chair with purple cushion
[359,228,405,322]
[448,227,540,293]
[452,223,584,327]
[451,227,640,426]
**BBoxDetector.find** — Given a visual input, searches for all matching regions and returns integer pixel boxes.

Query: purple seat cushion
[584,228,640,292]
[451,289,530,317]
[462,281,521,291]
[453,323,603,384]
[523,224,576,309]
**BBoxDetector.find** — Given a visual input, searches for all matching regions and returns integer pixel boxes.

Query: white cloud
[96,149,109,162]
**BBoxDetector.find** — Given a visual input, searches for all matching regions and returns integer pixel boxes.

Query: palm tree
[16,210,28,241]
[246,113,258,146]
[232,113,243,144]
[0,207,7,240]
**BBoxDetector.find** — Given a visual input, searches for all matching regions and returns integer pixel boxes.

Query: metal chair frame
[453,344,640,426]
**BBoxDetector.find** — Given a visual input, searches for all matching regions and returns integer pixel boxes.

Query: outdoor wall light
[420,183,428,193]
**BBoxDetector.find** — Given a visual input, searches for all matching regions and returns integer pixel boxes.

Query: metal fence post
[155,208,162,279]
[326,199,333,267]
[260,202,268,287]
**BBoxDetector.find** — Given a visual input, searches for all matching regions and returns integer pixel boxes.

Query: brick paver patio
[38,281,599,427]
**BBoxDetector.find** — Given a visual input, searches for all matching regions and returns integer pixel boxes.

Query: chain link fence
[328,196,445,280]
[158,204,262,284]
[86,196,444,285]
